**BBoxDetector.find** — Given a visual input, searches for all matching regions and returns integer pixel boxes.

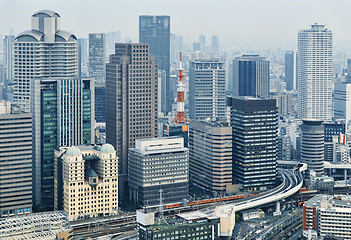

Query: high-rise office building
[189,120,232,195]
[297,24,332,121]
[301,119,324,176]
[189,60,226,120]
[284,51,297,91]
[128,137,188,206]
[95,83,105,123]
[14,10,79,113]
[105,31,121,55]
[193,42,201,52]
[54,144,118,221]
[3,35,15,87]
[89,33,106,83]
[211,35,219,53]
[32,77,94,208]
[199,35,206,51]
[334,81,351,124]
[232,55,270,98]
[139,15,170,113]
[78,38,88,76]
[228,97,278,191]
[106,43,158,196]
[0,101,32,217]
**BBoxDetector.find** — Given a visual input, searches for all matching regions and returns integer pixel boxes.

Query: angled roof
[56,30,77,41]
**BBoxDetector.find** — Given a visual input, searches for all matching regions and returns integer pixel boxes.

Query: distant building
[89,33,106,83]
[211,35,219,53]
[193,42,201,52]
[78,38,88,76]
[95,84,105,123]
[278,135,291,161]
[284,51,297,91]
[32,77,94,208]
[334,81,351,124]
[137,210,220,240]
[0,101,32,217]
[199,35,206,51]
[139,15,170,113]
[0,211,72,240]
[189,120,232,195]
[128,137,188,207]
[14,10,79,113]
[3,35,15,86]
[324,121,345,162]
[54,144,118,221]
[301,119,324,176]
[228,97,277,191]
[232,55,270,98]
[271,92,293,116]
[106,43,158,197]
[189,60,226,120]
[303,195,351,240]
[298,24,333,121]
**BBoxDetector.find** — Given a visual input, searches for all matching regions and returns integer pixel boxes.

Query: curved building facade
[301,119,324,176]
[14,10,79,113]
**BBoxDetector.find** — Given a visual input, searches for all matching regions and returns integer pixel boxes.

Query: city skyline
[0,0,351,49]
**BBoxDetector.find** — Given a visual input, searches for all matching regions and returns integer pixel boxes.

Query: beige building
[189,120,232,195]
[54,144,118,221]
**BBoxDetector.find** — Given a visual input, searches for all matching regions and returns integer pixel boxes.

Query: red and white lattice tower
[173,52,189,124]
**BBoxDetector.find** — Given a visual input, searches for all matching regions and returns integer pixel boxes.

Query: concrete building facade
[0,101,32,217]
[128,137,188,206]
[297,24,333,121]
[54,144,118,221]
[14,10,79,113]
[106,43,158,197]
[189,60,226,120]
[189,120,232,195]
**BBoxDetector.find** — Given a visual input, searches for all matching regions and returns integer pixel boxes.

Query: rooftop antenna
[158,189,166,224]
[172,52,189,124]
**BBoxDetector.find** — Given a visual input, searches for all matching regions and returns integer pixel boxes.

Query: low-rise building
[54,144,118,221]
[303,194,351,240]
[137,210,220,240]
[128,137,189,207]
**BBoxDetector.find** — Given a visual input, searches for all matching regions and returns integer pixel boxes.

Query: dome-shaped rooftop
[32,10,60,18]
[65,146,81,156]
[100,144,115,153]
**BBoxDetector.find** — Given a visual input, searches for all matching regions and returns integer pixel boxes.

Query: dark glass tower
[139,15,170,114]
[285,51,297,91]
[233,55,270,98]
[228,97,277,191]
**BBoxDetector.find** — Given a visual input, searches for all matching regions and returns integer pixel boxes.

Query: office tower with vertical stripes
[297,24,332,121]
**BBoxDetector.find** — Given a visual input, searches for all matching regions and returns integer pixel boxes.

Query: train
[165,193,259,209]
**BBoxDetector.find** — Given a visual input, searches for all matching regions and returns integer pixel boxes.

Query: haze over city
[1,0,351,48]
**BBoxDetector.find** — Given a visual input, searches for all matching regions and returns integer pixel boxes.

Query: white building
[54,144,118,221]
[334,81,351,125]
[297,24,333,121]
[14,10,79,112]
[303,194,351,240]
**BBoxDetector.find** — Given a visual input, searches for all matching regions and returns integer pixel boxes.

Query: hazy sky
[1,0,350,48]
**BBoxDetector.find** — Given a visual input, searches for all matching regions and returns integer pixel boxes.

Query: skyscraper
[31,77,94,208]
[228,97,277,191]
[89,33,106,83]
[232,55,270,98]
[189,120,232,195]
[0,101,32,217]
[211,35,219,53]
[199,35,206,51]
[189,59,226,120]
[285,50,297,91]
[14,10,79,113]
[106,43,158,196]
[3,35,15,87]
[78,38,88,76]
[139,15,170,113]
[334,81,351,124]
[297,24,332,121]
